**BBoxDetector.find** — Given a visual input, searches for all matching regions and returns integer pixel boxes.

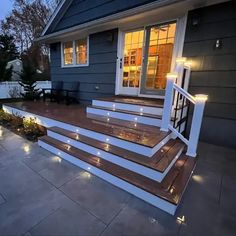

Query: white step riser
[3,105,158,156]
[92,100,163,116]
[48,130,182,182]
[86,107,162,127]
[38,140,177,215]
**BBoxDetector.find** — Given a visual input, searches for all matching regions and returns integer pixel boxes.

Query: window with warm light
[76,39,87,65]
[63,41,73,65]
[62,37,89,67]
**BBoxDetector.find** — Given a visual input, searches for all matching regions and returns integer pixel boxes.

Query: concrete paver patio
[0,126,236,236]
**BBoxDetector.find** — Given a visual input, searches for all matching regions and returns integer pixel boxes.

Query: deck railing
[161,62,207,157]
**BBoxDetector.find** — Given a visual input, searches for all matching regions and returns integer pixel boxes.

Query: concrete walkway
[0,126,235,236]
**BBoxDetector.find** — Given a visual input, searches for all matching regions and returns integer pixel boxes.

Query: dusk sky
[0,0,13,20]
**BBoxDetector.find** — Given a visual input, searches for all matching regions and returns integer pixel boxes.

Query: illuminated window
[76,39,87,65]
[62,37,89,67]
[63,42,73,65]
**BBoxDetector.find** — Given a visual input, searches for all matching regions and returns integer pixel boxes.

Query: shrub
[11,112,23,129]
[19,62,42,100]
[23,117,41,135]
[0,109,12,123]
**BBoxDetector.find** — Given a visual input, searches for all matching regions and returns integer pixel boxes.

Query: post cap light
[166,73,178,80]
[195,94,208,102]
[184,60,192,67]
[176,57,187,64]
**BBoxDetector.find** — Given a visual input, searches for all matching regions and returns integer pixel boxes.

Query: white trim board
[38,139,178,215]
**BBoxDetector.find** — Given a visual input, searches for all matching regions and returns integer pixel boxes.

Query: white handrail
[161,72,207,157]
[173,84,195,104]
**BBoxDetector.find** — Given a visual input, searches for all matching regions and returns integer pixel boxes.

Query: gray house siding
[183,1,236,148]
[46,0,158,34]
[50,29,118,104]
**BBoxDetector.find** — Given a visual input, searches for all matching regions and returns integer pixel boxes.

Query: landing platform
[97,96,164,108]
[3,101,168,148]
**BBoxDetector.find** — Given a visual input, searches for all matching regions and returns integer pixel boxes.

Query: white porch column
[161,73,178,132]
[186,94,208,157]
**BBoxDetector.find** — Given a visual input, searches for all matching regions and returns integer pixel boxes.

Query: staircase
[38,96,197,215]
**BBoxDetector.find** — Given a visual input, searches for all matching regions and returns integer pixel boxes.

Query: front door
[118,21,177,97]
[118,29,144,96]
[140,22,177,96]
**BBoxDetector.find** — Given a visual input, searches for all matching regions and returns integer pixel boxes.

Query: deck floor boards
[5,101,168,148]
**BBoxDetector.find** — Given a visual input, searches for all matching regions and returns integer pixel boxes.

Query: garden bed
[0,109,46,142]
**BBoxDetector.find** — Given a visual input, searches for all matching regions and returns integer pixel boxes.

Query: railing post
[175,57,186,87]
[186,94,208,157]
[161,73,178,132]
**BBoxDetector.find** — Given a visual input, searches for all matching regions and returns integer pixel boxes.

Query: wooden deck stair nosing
[3,104,171,156]
[38,135,196,215]
[47,126,185,182]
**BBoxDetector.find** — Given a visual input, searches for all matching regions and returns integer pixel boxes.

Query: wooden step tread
[95,96,164,108]
[87,105,162,119]
[39,136,195,205]
[77,113,170,148]
[48,126,185,173]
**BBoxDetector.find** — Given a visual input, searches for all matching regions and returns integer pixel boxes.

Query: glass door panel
[120,30,144,95]
[140,22,177,96]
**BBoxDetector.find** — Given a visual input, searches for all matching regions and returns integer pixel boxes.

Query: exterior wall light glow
[177,215,185,223]
[184,61,192,67]
[176,57,187,64]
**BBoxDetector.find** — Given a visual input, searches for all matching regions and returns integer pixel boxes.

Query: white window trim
[61,36,89,68]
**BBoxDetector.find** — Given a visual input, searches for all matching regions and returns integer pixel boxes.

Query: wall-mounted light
[215,39,222,49]
[191,15,200,28]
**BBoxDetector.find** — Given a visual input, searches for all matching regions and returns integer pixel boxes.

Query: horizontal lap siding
[49,0,158,33]
[183,1,236,148]
[50,29,118,104]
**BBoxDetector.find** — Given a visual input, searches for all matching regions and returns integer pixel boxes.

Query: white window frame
[61,36,89,68]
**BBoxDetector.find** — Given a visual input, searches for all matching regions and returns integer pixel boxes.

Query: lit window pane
[63,41,73,65]
[76,38,87,65]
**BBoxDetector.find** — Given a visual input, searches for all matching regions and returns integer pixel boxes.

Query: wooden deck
[3,100,196,214]
[5,101,168,148]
